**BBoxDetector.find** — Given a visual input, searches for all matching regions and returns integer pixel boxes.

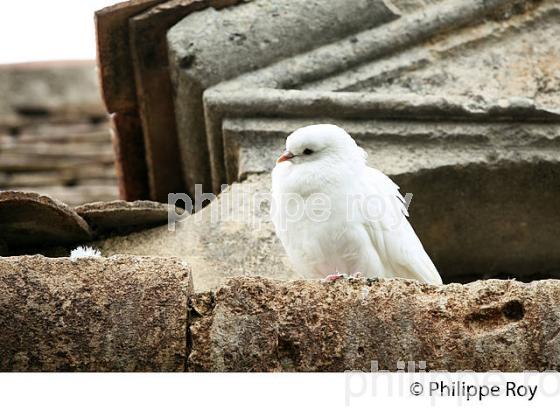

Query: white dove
[271,124,442,285]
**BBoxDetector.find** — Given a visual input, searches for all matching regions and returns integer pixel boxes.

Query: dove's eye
[303,148,314,155]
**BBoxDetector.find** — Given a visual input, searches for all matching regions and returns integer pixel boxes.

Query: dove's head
[272,124,367,193]
[276,124,366,168]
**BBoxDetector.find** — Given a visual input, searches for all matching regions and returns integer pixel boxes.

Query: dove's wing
[361,167,442,285]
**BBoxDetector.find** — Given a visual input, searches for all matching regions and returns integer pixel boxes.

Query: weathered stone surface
[222,110,560,179]
[95,0,166,114]
[168,0,401,192]
[169,0,550,192]
[0,255,192,371]
[97,0,560,290]
[0,191,92,252]
[212,2,558,182]
[96,0,244,200]
[130,0,242,201]
[110,112,150,201]
[98,174,296,291]
[396,160,560,282]
[368,2,560,105]
[189,276,560,371]
[75,200,173,235]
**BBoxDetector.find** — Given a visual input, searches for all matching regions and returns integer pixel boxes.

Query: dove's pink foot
[323,273,345,282]
[323,272,365,282]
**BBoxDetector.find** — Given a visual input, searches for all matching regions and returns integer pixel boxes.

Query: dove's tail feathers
[364,166,443,285]
[382,225,443,285]
[403,247,443,285]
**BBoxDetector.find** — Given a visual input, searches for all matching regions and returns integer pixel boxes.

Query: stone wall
[1,257,559,372]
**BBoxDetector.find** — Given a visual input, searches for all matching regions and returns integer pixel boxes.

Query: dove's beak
[277,150,295,164]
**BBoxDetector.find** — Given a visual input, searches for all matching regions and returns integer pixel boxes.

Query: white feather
[70,246,101,261]
[271,124,442,285]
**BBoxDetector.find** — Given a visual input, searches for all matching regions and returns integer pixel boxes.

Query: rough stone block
[168,0,400,192]
[0,255,192,371]
[98,174,296,292]
[189,276,560,372]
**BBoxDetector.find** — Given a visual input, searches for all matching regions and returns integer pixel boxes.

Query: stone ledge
[189,276,560,372]
[1,259,559,372]
[0,255,192,371]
